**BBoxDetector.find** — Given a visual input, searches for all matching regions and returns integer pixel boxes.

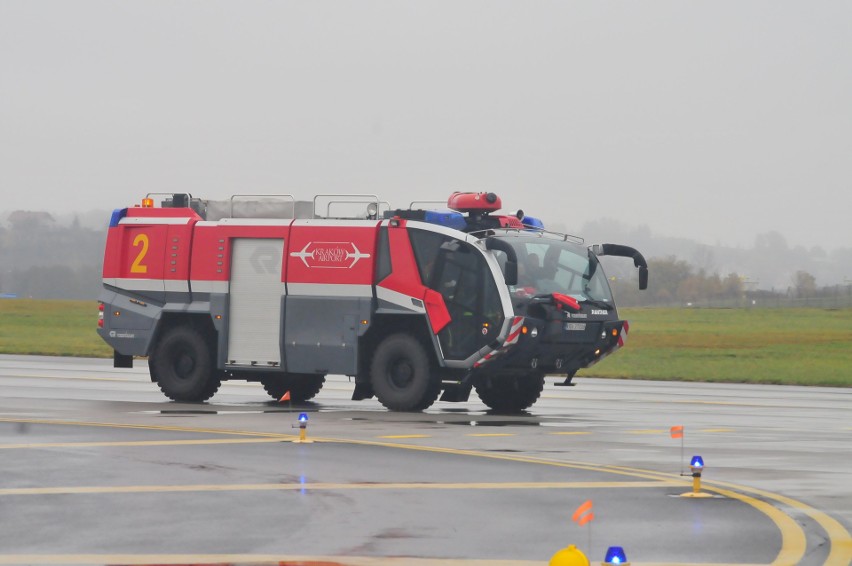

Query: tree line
[0,211,847,306]
[0,212,105,300]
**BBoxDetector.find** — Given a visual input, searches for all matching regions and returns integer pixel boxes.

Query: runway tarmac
[0,355,849,565]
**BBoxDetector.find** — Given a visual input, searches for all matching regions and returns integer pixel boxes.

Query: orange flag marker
[572,500,594,526]
[670,425,684,439]
[279,391,291,402]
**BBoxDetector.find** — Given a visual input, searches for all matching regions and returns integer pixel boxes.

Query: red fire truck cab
[97,192,648,412]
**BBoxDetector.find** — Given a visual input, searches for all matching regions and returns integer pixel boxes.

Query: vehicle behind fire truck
[97,192,648,412]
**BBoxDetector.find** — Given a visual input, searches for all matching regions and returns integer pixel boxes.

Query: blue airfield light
[604,545,628,564]
[690,455,705,469]
[298,412,309,424]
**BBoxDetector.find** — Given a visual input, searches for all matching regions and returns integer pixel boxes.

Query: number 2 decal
[130,233,149,274]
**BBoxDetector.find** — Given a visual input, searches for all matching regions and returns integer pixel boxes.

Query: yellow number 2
[130,233,149,274]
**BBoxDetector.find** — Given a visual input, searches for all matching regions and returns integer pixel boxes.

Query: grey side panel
[284,296,371,375]
[226,238,284,367]
[97,288,156,356]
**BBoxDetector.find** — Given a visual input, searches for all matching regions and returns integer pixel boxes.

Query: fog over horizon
[2,1,850,253]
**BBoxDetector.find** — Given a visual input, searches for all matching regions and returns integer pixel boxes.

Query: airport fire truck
[97,192,648,412]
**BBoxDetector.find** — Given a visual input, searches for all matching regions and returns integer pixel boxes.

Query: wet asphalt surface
[0,355,849,565]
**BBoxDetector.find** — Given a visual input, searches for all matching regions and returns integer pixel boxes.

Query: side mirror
[504,261,518,286]
[639,266,649,290]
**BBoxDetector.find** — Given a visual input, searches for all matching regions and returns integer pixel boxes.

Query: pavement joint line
[0,480,681,497]
[3,373,135,383]
[0,438,291,450]
[0,417,290,438]
[466,433,514,437]
[3,418,848,565]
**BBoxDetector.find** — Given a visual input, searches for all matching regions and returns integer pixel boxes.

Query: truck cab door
[411,232,504,362]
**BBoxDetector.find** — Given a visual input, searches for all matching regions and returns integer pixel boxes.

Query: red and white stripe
[504,316,525,345]
[617,321,629,347]
[473,316,525,368]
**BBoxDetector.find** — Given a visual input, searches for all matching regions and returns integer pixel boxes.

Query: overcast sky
[1,1,850,250]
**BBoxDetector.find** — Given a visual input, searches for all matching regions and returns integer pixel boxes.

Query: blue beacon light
[604,545,628,564]
[690,455,704,469]
[298,412,309,424]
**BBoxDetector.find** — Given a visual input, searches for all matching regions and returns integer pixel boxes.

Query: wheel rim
[173,348,196,380]
[388,357,415,389]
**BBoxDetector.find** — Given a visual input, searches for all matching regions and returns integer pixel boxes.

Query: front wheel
[261,373,326,402]
[370,333,440,411]
[474,372,545,413]
[150,325,220,402]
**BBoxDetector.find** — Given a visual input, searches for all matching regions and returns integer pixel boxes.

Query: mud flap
[113,351,133,369]
[352,381,374,401]
[440,383,472,402]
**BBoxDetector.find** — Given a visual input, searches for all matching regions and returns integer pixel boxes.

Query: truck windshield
[498,236,615,304]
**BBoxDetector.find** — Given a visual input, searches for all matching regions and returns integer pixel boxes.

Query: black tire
[150,325,220,402]
[262,373,326,402]
[474,373,545,413]
[370,333,440,411]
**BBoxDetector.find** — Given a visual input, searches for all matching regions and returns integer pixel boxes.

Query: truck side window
[409,229,448,286]
[375,227,392,283]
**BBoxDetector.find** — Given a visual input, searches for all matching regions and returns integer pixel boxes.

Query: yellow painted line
[377,434,431,439]
[0,560,773,566]
[0,479,680,497]
[699,428,735,433]
[628,429,666,434]
[321,436,813,566]
[0,438,289,450]
[709,480,852,566]
[467,433,514,437]
[599,465,828,566]
[0,554,549,566]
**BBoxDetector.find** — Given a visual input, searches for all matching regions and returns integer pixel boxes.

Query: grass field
[0,299,112,358]
[1,299,850,387]
[580,307,852,387]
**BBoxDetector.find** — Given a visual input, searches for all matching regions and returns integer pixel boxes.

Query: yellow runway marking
[467,433,514,437]
[323,436,817,566]
[0,479,679,497]
[0,555,550,566]
[377,434,431,439]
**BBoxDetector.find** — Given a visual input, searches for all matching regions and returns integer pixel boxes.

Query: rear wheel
[150,325,220,402]
[370,333,440,411]
[261,373,325,402]
[474,372,545,413]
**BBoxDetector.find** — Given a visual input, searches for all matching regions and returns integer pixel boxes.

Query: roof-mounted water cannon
[447,191,502,214]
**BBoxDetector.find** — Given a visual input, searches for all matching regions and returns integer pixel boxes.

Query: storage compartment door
[227,238,284,367]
